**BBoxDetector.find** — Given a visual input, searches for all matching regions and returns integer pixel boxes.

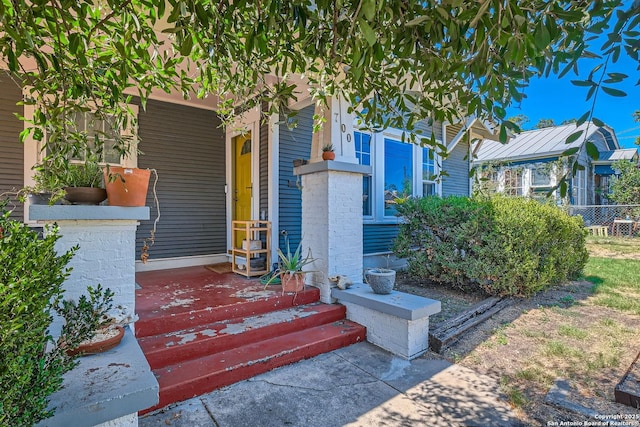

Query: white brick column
[295,161,371,303]
[30,205,149,335]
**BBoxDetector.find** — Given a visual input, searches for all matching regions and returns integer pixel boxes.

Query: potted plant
[61,158,107,205]
[18,164,66,205]
[268,238,316,294]
[322,143,335,161]
[55,285,137,356]
[104,166,151,207]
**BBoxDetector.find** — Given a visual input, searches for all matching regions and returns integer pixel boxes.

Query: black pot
[64,187,108,205]
[29,192,54,205]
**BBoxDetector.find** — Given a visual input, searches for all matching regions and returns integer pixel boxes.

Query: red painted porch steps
[137,286,365,413]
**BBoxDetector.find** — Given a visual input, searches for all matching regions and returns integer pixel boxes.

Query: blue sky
[506,33,639,149]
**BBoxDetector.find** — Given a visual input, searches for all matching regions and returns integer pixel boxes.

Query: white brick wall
[343,302,430,359]
[301,170,363,303]
[48,220,139,335]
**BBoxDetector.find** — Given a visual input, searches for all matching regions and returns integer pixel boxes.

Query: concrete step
[136,286,321,338]
[139,303,347,370]
[143,320,366,413]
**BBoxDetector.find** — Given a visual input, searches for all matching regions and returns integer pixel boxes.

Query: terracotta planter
[64,187,107,205]
[104,167,150,207]
[322,151,336,161]
[280,271,305,293]
[66,325,125,356]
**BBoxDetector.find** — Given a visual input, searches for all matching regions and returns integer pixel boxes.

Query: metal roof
[474,122,619,163]
[594,148,639,163]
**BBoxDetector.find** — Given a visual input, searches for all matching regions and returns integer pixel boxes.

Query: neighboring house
[0,72,487,271]
[472,122,638,206]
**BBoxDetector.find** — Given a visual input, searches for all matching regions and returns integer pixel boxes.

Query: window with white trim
[422,148,437,196]
[355,131,372,217]
[572,168,587,205]
[69,112,124,165]
[531,167,551,187]
[503,169,523,196]
[354,129,441,221]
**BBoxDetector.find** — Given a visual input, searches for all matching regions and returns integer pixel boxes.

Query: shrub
[0,205,75,425]
[0,203,112,425]
[394,195,588,297]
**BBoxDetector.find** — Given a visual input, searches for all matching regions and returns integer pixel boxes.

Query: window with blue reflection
[384,138,412,216]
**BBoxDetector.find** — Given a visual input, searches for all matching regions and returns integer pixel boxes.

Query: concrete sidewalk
[139,342,520,427]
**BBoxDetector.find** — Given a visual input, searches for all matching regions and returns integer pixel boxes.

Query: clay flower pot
[280,271,305,294]
[66,325,125,356]
[104,167,150,207]
[322,151,336,161]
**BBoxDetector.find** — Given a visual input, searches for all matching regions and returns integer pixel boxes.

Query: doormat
[205,263,233,274]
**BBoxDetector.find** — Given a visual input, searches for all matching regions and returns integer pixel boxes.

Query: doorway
[233,132,252,248]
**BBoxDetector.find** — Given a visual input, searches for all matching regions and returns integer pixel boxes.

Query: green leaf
[565,130,584,144]
[534,21,551,50]
[69,33,80,54]
[601,86,626,97]
[558,180,567,198]
[499,124,508,143]
[576,111,590,126]
[361,0,376,21]
[406,16,430,27]
[571,79,595,87]
[585,141,599,160]
[180,36,193,56]
[561,147,580,156]
[592,117,605,127]
[359,19,377,47]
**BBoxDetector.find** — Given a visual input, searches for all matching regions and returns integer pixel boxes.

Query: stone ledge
[30,205,150,221]
[294,160,371,176]
[332,283,441,321]
[37,326,159,427]
[332,284,442,359]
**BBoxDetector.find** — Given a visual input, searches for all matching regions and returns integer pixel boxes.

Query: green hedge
[394,195,588,297]
[0,203,114,426]
[0,206,75,426]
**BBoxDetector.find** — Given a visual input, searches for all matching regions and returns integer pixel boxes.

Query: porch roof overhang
[448,117,498,153]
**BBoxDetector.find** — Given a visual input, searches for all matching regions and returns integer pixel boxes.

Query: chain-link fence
[569,204,640,237]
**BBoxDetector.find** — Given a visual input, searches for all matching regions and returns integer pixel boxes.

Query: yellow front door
[233,132,252,247]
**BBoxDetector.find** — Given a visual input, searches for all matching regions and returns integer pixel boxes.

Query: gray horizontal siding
[0,74,24,220]
[363,223,399,254]
[442,139,470,197]
[414,119,443,142]
[278,105,313,249]
[136,100,225,260]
